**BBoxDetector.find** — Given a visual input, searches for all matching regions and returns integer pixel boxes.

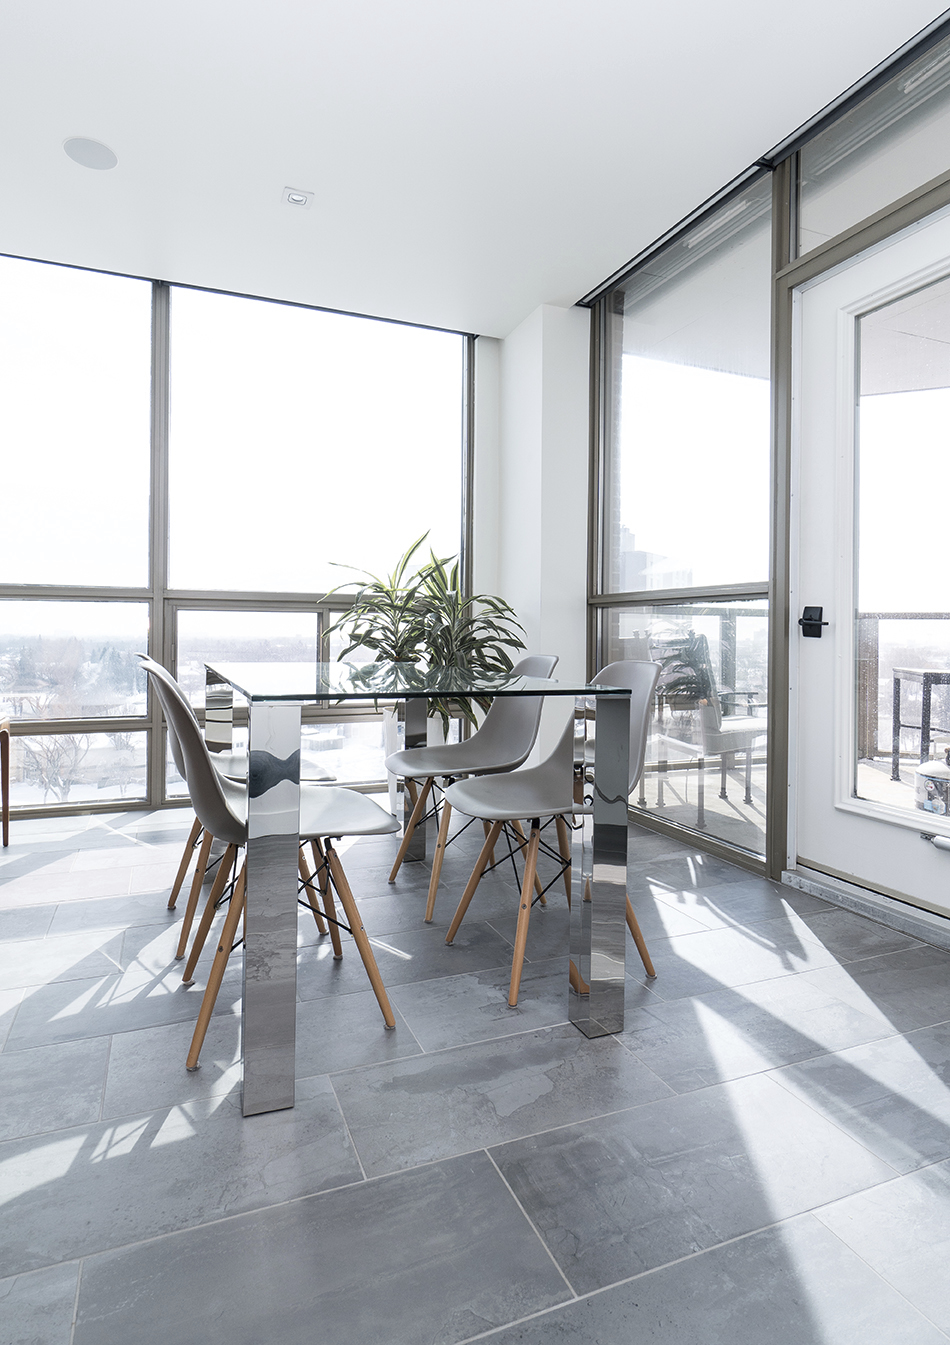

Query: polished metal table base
[569,693,628,1038]
[204,663,632,1111]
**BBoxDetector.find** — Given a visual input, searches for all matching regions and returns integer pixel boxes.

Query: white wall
[473,303,591,755]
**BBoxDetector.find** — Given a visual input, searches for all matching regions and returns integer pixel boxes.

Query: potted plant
[324,535,526,733]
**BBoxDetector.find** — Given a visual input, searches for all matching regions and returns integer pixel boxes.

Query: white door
[793,205,950,916]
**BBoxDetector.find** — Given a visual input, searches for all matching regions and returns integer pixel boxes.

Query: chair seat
[217,774,398,839]
[702,716,767,752]
[385,741,534,780]
[445,760,572,823]
[300,785,400,839]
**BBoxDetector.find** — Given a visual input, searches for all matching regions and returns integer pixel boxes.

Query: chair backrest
[592,659,661,793]
[136,654,194,783]
[466,653,558,767]
[137,655,246,844]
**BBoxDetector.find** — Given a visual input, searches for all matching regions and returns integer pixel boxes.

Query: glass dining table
[204,661,634,1116]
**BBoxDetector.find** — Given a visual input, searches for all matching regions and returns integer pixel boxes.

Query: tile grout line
[68,1257,84,1345]
[814,1208,950,1340]
[97,1035,114,1124]
[327,1076,368,1183]
[450,1216,832,1345]
[483,1147,579,1301]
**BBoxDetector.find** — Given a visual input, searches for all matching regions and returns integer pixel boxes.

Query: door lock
[798,606,829,638]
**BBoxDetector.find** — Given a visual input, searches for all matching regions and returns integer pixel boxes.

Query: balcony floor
[2,807,950,1342]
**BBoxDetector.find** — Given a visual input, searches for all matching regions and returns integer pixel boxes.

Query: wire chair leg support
[425,798,452,923]
[388,776,433,882]
[182,843,238,979]
[326,843,395,1028]
[446,820,503,944]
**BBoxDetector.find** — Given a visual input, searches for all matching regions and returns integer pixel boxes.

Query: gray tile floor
[2,807,950,1343]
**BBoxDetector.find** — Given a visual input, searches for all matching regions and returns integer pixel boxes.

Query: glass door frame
[770,157,950,881]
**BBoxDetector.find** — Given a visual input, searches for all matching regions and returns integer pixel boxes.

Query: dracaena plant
[324,535,526,731]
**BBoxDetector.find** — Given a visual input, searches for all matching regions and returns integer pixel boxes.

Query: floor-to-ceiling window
[0,261,468,814]
[591,175,772,860]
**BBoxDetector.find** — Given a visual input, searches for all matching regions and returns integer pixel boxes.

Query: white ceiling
[0,1,946,338]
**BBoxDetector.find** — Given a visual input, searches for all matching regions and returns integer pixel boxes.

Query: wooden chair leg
[446,820,503,943]
[425,799,452,922]
[508,822,540,1006]
[626,895,656,978]
[512,819,545,903]
[388,776,433,882]
[325,843,395,1028]
[175,829,214,959]
[186,864,246,1071]
[481,819,496,866]
[168,817,203,910]
[181,844,238,979]
[555,814,571,902]
[0,721,9,848]
[298,847,328,935]
[312,839,344,958]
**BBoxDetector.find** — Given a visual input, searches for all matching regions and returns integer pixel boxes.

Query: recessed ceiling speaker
[64,138,118,170]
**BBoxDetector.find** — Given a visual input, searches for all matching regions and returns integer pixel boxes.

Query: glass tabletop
[205,660,632,702]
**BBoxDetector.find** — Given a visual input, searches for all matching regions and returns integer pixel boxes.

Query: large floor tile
[295,989,425,1077]
[0,1038,108,1140]
[73,1152,570,1345]
[296,920,514,999]
[630,921,840,1001]
[47,891,178,936]
[797,944,950,1034]
[490,1073,896,1293]
[0,907,54,942]
[647,878,831,932]
[0,1261,81,1345]
[0,987,23,1050]
[480,1214,947,1344]
[0,1075,363,1276]
[0,929,125,990]
[390,958,571,1052]
[102,1013,242,1117]
[620,974,893,1093]
[748,906,923,963]
[770,1021,950,1172]
[3,957,242,1051]
[0,867,132,910]
[332,1024,673,1179]
[815,1161,950,1334]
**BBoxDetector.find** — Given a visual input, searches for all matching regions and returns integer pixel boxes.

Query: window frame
[0,271,474,818]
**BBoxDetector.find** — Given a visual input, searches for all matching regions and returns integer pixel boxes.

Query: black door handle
[798,606,829,638]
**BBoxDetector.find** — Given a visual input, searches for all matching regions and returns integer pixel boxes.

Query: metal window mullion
[148,281,171,806]
[460,334,475,602]
[7,718,150,736]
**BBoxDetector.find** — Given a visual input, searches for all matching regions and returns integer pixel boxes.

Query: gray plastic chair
[443,660,660,1006]
[140,655,399,1070]
[384,653,558,920]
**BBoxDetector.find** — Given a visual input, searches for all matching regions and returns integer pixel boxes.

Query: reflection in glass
[604,599,768,856]
[605,177,771,593]
[0,602,148,720]
[800,35,950,255]
[175,610,321,706]
[855,275,950,817]
[0,256,151,586]
[168,288,464,592]
[10,732,147,808]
